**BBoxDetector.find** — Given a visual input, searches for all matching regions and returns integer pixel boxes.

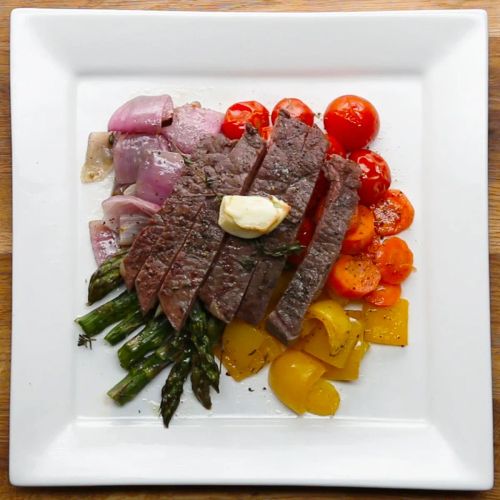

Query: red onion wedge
[119,214,151,247]
[81,132,114,183]
[108,95,174,135]
[113,134,169,184]
[135,151,184,205]
[163,103,224,154]
[102,195,160,232]
[89,220,119,265]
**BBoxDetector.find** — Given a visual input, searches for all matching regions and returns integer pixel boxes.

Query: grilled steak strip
[199,111,312,323]
[120,134,235,290]
[266,155,361,344]
[236,123,328,325]
[158,126,266,330]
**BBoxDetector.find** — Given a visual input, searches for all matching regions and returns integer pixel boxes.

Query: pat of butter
[219,195,290,239]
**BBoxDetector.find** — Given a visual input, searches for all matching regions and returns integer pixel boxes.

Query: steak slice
[236,123,328,325]
[199,111,313,323]
[120,133,235,290]
[266,155,361,344]
[158,126,266,330]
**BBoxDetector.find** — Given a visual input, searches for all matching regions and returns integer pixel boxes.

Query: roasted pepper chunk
[305,379,340,416]
[269,350,325,414]
[363,298,408,346]
[306,300,351,355]
[322,341,370,381]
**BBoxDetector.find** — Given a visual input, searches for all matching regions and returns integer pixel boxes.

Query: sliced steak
[236,123,328,325]
[199,112,325,324]
[158,126,266,330]
[266,155,361,344]
[120,134,235,300]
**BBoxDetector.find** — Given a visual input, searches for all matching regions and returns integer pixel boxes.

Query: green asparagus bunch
[76,257,225,427]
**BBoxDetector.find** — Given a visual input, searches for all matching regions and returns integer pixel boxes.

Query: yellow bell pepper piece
[363,299,409,346]
[221,320,267,381]
[300,316,363,368]
[322,341,370,381]
[305,379,340,416]
[299,318,319,338]
[306,300,350,355]
[269,350,325,414]
[259,333,286,363]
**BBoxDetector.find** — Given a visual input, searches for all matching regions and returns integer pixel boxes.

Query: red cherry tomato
[325,134,347,158]
[350,149,391,205]
[271,98,314,126]
[323,95,380,151]
[221,101,270,140]
[288,217,315,266]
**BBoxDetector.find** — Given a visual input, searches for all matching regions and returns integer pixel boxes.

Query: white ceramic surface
[10,9,491,488]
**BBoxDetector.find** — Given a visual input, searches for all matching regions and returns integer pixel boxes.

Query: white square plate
[10,9,491,488]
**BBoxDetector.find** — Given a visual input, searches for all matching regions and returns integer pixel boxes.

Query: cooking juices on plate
[76,93,414,426]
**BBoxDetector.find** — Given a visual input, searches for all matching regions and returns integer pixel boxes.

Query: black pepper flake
[248,388,254,392]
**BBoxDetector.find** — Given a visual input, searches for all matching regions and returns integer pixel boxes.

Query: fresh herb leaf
[237,257,255,272]
[255,240,304,258]
[78,333,94,349]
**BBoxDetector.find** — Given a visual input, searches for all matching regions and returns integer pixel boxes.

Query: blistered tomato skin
[324,95,380,151]
[221,101,270,140]
[350,149,392,205]
[271,98,315,126]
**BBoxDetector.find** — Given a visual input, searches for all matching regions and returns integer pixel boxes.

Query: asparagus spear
[88,250,128,305]
[75,290,139,337]
[190,351,212,409]
[107,353,171,405]
[118,316,173,369]
[188,304,220,392]
[107,334,187,405]
[207,315,225,347]
[104,308,146,346]
[160,353,192,427]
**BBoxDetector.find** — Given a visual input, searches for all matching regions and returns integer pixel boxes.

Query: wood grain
[0,1,498,497]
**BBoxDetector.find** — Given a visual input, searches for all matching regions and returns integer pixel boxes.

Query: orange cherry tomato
[374,237,414,285]
[350,149,391,205]
[324,95,380,151]
[372,189,414,236]
[327,254,381,299]
[325,134,347,158]
[341,205,375,255]
[221,101,270,140]
[288,217,315,267]
[271,98,315,126]
[364,283,402,307]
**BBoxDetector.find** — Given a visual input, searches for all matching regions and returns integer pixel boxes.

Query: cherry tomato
[325,134,347,158]
[288,217,315,266]
[372,189,414,236]
[271,98,314,126]
[324,95,380,151]
[221,101,270,140]
[350,149,391,205]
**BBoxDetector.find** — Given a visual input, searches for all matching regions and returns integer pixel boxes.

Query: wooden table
[0,0,498,498]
